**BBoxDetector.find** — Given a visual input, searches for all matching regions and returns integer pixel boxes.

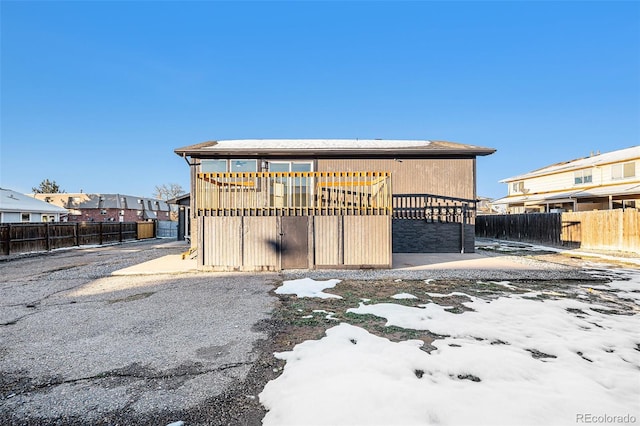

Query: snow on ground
[261,274,640,426]
[275,278,342,299]
[477,238,640,267]
[391,293,418,300]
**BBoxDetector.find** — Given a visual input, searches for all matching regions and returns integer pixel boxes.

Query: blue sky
[1,1,638,199]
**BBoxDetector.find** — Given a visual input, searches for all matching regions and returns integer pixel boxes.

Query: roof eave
[174,147,496,159]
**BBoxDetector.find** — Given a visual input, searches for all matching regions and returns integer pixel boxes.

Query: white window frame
[268,161,314,206]
[511,181,524,193]
[201,159,258,173]
[574,169,593,185]
[611,162,636,180]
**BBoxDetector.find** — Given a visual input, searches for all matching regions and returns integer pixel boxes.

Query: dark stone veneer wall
[392,220,475,253]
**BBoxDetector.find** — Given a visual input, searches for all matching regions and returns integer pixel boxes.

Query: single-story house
[0,188,68,223]
[494,145,640,213]
[175,139,495,271]
[30,193,171,222]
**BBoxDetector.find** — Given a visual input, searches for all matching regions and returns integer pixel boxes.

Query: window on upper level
[511,181,524,193]
[201,159,227,173]
[201,159,257,173]
[611,162,636,180]
[574,169,593,185]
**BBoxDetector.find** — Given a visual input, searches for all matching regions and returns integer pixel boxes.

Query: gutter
[173,149,496,159]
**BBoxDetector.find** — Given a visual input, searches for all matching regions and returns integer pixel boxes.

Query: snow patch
[263,279,640,425]
[276,278,342,299]
[391,293,418,300]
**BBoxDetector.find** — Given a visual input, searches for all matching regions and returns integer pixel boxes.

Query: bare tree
[154,183,184,221]
[153,183,184,201]
[32,179,65,194]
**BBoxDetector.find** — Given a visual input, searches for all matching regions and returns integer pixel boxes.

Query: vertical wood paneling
[243,216,279,269]
[343,216,391,266]
[317,159,474,199]
[314,216,340,266]
[203,216,242,267]
[563,209,639,253]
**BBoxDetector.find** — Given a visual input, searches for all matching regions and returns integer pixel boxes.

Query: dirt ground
[268,273,628,359]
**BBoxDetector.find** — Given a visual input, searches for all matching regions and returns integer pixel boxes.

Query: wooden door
[281,216,309,269]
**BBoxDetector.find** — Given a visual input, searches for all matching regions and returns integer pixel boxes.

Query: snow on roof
[501,145,640,182]
[211,139,433,149]
[175,139,496,157]
[0,188,68,214]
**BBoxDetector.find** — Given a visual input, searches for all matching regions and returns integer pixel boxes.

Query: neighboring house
[30,193,171,222]
[167,193,191,242]
[494,146,640,213]
[0,188,68,223]
[174,139,495,271]
[476,196,506,215]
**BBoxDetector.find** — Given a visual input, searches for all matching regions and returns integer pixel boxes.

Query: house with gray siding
[0,188,68,223]
[175,139,495,271]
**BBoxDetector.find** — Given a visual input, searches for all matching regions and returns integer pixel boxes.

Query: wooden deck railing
[196,171,392,216]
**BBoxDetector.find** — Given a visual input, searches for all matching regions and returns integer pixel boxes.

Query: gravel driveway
[0,240,278,425]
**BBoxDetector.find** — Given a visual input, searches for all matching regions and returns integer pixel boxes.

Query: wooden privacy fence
[475,213,565,245]
[0,222,156,255]
[137,222,155,239]
[476,209,639,253]
[562,209,639,253]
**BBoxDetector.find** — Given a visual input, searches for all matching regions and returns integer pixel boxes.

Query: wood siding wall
[314,216,341,266]
[200,216,243,268]
[199,215,391,271]
[317,159,475,199]
[343,216,391,266]
[243,216,280,269]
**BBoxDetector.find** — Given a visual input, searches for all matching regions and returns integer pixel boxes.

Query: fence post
[5,224,10,255]
[460,205,466,254]
[76,222,80,246]
[99,222,103,245]
[46,223,51,251]
[119,222,123,242]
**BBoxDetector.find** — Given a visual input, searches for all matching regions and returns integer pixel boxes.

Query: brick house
[30,193,171,222]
